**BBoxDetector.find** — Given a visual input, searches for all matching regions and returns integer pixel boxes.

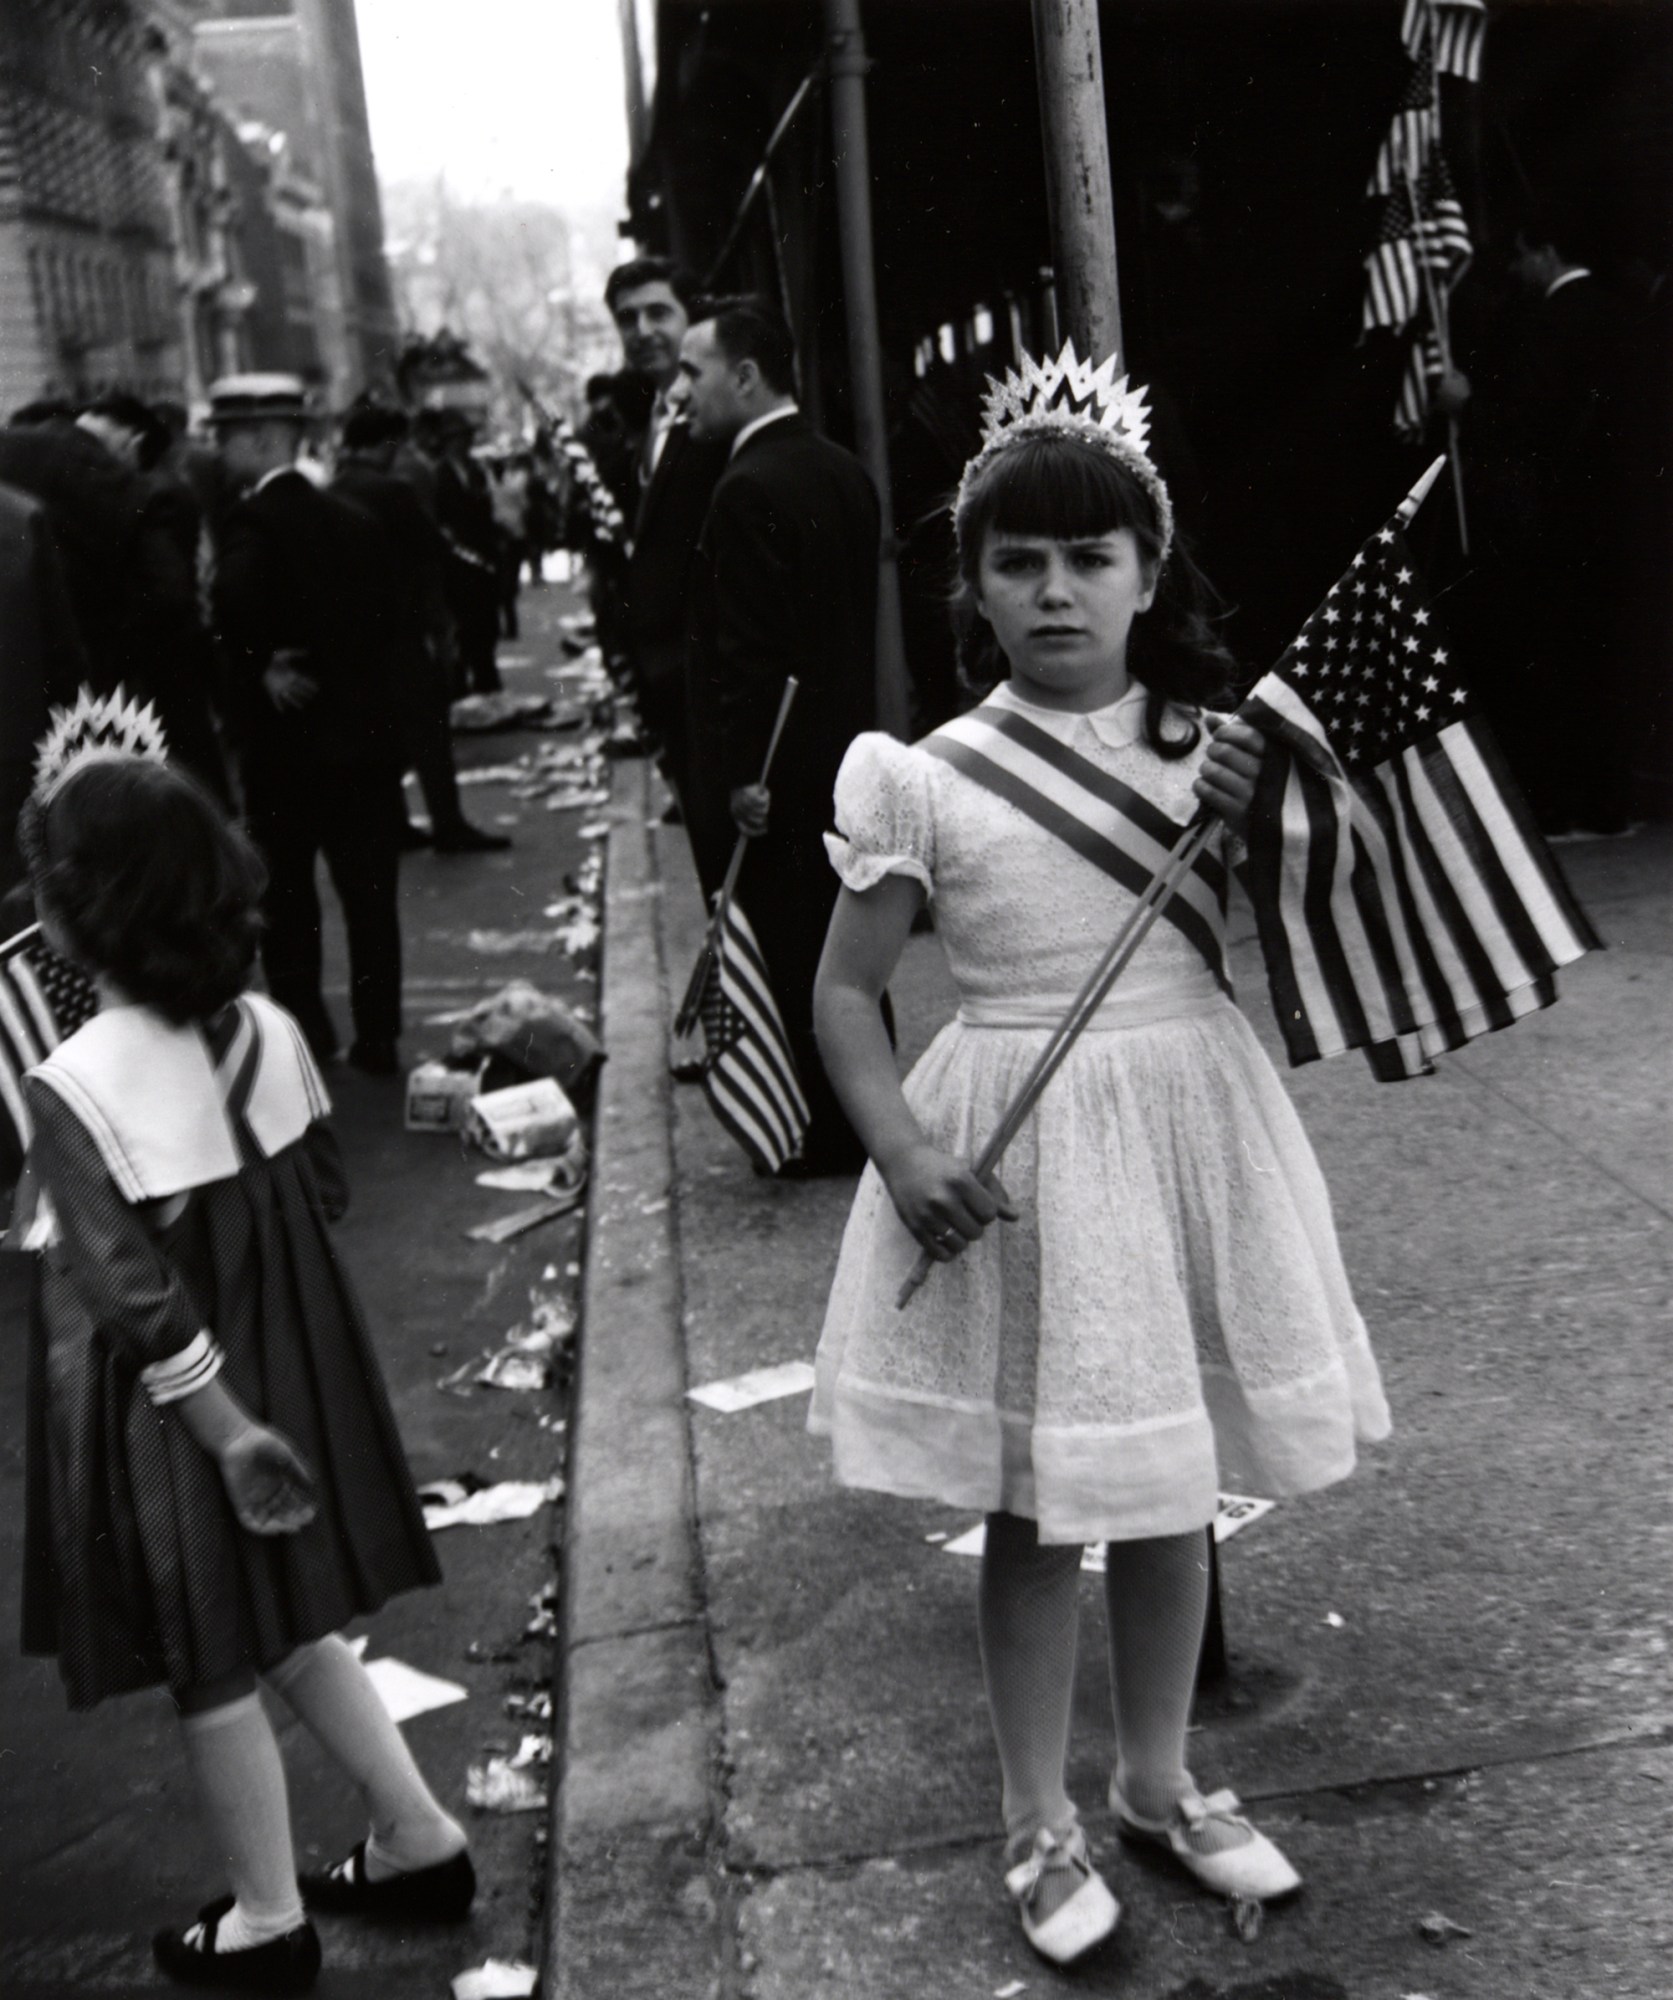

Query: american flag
[692,898,808,1173]
[1236,460,1598,1081]
[1369,32,1439,195]
[1402,0,1487,83]
[1395,326,1445,441]
[1362,149,1473,332]
[0,925,97,1154]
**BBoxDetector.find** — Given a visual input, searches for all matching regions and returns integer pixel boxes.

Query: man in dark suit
[605,257,728,838]
[209,374,406,1073]
[332,401,509,855]
[681,296,883,1174]
[0,479,86,912]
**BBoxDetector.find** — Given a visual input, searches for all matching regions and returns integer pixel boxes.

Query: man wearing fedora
[208,373,407,1074]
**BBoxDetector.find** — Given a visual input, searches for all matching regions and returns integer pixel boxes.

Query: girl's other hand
[1194,717,1266,836]
[219,1424,318,1536]
[882,1141,1018,1261]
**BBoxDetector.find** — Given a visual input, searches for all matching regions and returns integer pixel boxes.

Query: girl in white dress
[809,360,1390,1967]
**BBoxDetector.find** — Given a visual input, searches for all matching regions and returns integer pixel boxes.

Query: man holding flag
[679,295,884,1175]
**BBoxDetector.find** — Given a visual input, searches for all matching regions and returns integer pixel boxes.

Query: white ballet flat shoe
[1110,1783,1302,1901]
[1003,1827,1121,1966]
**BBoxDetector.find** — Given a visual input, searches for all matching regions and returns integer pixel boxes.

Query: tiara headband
[33,686,170,808]
[954,340,1175,565]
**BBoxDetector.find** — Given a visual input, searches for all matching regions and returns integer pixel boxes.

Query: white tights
[177,1634,466,1947]
[977,1512,1211,1858]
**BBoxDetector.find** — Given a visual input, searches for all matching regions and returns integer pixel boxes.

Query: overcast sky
[354,0,630,209]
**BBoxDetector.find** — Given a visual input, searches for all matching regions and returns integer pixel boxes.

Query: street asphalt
[554,766,1671,2000]
[0,580,597,1998]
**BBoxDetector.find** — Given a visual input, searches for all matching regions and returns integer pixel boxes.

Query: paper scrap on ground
[475,1349,548,1391]
[687,1359,817,1413]
[466,1755,548,1814]
[942,1493,1276,1568]
[421,1478,563,1531]
[452,1957,538,2000]
[476,1159,565,1192]
[363,1655,469,1724]
[995,1983,1028,1999]
[466,1193,580,1243]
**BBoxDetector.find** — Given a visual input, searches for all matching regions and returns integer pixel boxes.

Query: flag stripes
[1402,0,1487,80]
[1237,470,1597,1081]
[0,926,98,1154]
[695,898,809,1174]
[1396,328,1444,438]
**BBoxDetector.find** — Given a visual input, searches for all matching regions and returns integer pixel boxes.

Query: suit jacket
[621,419,728,649]
[686,411,881,820]
[331,459,450,673]
[212,469,401,771]
[0,480,87,902]
[0,419,200,702]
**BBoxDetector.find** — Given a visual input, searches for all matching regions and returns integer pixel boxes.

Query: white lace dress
[809,682,1391,1544]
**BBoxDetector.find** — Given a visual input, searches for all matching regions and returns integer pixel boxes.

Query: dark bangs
[955,432,1159,583]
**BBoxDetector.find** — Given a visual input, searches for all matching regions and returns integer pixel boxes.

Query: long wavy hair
[23,757,265,1025]
[952,430,1238,758]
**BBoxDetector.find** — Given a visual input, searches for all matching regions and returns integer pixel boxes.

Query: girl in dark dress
[16,731,471,1994]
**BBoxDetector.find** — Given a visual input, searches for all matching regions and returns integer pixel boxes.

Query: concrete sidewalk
[554,774,1672,2000]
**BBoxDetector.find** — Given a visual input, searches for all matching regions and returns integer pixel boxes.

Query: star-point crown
[955,339,1174,560]
[33,686,169,806]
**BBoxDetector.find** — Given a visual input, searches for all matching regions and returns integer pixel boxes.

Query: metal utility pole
[618,0,650,167]
[823,0,911,736]
[1030,0,1124,362]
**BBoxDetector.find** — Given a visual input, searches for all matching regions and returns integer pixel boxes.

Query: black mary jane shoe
[153,1896,321,1994]
[298,1841,476,1923]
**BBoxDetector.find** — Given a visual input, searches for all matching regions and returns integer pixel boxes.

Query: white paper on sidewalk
[940,1493,1277,1567]
[362,1655,470,1725]
[421,1477,564,1531]
[475,1159,565,1192]
[687,1359,817,1413]
[452,1957,539,1999]
[466,1755,549,1814]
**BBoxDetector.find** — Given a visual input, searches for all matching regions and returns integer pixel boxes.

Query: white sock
[178,1693,305,1944]
[265,1635,466,1879]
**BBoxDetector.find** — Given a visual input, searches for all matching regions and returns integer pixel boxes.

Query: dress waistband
[956,982,1228,1034]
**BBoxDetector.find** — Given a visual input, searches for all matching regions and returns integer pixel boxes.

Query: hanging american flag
[1362,150,1473,332]
[0,924,97,1154]
[1395,327,1445,441]
[1402,0,1488,82]
[1236,460,1598,1081]
[691,898,808,1173]
[1369,31,1439,195]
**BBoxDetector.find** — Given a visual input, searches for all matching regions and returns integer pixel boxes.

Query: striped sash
[922,705,1232,992]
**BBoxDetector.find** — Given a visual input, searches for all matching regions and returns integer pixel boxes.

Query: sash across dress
[809,682,1391,1544]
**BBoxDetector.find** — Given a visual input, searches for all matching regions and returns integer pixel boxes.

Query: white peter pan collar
[988,678,1150,750]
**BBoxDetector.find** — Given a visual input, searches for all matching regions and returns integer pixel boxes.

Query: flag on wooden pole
[691,898,809,1174]
[1237,460,1598,1081]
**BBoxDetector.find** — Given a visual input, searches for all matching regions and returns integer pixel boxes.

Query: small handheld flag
[1237,458,1599,1080]
[676,678,809,1173]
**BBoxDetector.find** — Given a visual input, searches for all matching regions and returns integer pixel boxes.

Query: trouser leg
[245,772,333,1057]
[320,770,403,1048]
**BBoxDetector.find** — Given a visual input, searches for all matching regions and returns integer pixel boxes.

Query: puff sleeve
[824,732,937,897]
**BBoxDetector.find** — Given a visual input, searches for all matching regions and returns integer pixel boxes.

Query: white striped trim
[935,712,1226,940]
[141,1329,226,1405]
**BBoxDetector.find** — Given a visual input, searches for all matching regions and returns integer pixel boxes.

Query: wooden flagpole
[1404,165,1470,555]
[674,677,800,1038]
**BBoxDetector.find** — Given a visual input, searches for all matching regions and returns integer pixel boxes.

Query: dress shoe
[299,1842,475,1923]
[153,1897,321,1993]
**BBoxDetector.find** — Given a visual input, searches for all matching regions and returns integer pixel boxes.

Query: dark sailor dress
[17,991,439,1710]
